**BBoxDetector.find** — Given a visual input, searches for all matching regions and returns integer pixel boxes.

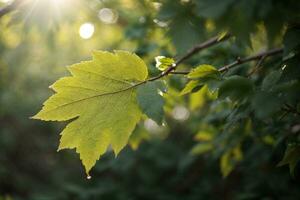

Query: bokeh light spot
[79,23,95,39]
[172,106,190,121]
[98,8,118,24]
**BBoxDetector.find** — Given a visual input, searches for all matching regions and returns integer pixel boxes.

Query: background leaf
[137,81,165,125]
[218,76,254,101]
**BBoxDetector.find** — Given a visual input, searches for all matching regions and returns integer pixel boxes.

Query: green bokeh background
[0,0,300,199]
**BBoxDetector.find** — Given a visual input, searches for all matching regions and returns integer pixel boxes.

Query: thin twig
[114,34,232,90]
[282,108,300,116]
[279,110,289,120]
[0,0,22,19]
[175,33,232,66]
[145,34,232,81]
[218,48,283,73]
[247,55,267,77]
[34,34,233,104]
[169,48,283,75]
[282,104,300,116]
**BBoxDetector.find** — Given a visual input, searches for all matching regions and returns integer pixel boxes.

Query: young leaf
[137,81,165,125]
[187,64,220,79]
[155,56,175,71]
[180,65,221,96]
[32,51,148,175]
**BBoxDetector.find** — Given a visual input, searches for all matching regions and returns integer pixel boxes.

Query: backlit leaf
[180,80,203,95]
[220,145,243,177]
[187,64,220,79]
[190,143,214,155]
[32,51,148,175]
[155,56,175,71]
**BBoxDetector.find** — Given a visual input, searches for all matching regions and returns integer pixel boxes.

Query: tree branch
[247,55,267,77]
[146,33,232,82]
[219,47,283,73]
[123,34,232,89]
[170,47,283,75]
[175,33,232,66]
[0,0,22,19]
[283,104,300,116]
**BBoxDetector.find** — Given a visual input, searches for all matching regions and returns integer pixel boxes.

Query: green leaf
[283,27,300,57]
[180,80,203,95]
[189,85,208,110]
[195,131,214,141]
[168,16,203,54]
[278,145,300,176]
[155,56,175,71]
[32,50,148,175]
[251,91,281,119]
[220,145,243,177]
[190,143,213,155]
[262,70,281,91]
[137,81,165,125]
[218,76,254,101]
[206,79,222,94]
[217,31,229,41]
[187,64,220,79]
[195,0,235,18]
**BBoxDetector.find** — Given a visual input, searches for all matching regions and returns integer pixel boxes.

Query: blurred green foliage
[0,0,300,199]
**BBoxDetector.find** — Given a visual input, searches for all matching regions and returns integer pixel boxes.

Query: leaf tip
[30,113,40,120]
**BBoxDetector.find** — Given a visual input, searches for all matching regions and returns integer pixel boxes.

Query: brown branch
[149,33,232,80]
[247,55,267,77]
[137,34,232,83]
[0,0,22,19]
[169,48,283,75]
[122,34,232,89]
[219,48,283,73]
[175,33,232,66]
[282,104,300,116]
[28,34,233,103]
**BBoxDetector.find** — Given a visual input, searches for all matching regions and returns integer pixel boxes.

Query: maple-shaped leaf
[32,50,148,176]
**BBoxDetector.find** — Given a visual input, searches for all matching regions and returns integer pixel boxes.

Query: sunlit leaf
[190,143,214,155]
[155,56,175,71]
[180,80,203,95]
[194,131,213,141]
[187,64,220,79]
[220,145,243,177]
[32,50,148,175]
